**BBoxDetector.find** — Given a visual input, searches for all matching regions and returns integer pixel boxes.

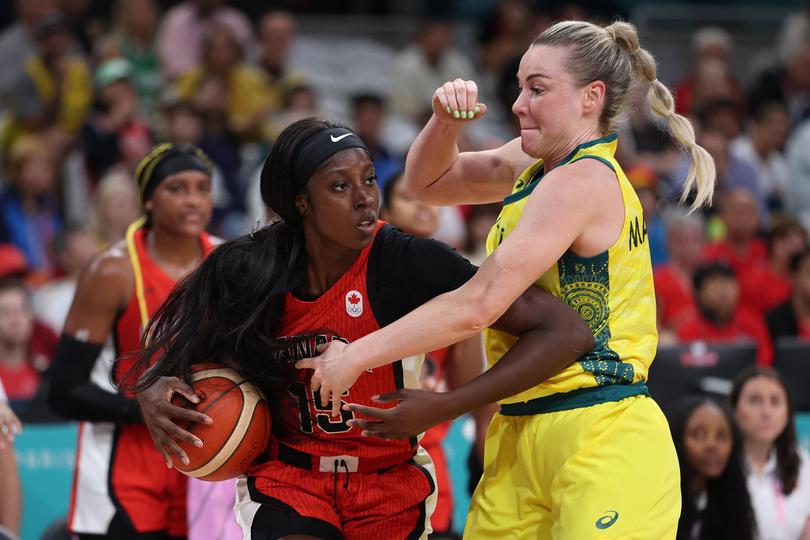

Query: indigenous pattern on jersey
[250,222,423,472]
[484,133,658,405]
[69,218,214,535]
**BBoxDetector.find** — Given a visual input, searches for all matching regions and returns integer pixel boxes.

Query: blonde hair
[7,134,53,179]
[533,20,715,210]
[90,169,140,243]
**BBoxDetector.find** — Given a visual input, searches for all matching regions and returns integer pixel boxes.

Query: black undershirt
[367,224,478,327]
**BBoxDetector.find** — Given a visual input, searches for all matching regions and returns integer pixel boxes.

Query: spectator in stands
[766,248,810,342]
[156,0,254,81]
[268,83,319,139]
[740,221,808,315]
[0,380,21,539]
[731,101,790,212]
[731,367,810,540]
[704,187,767,277]
[0,0,56,107]
[739,108,790,196]
[81,58,152,181]
[96,0,161,116]
[462,202,502,266]
[351,93,402,191]
[670,396,755,540]
[697,97,745,142]
[32,226,97,335]
[654,210,705,339]
[59,0,99,55]
[89,170,140,248]
[257,10,306,113]
[164,96,243,234]
[785,116,810,233]
[674,26,744,118]
[0,279,54,403]
[670,133,766,218]
[749,20,810,128]
[2,12,91,159]
[390,19,476,120]
[0,246,28,284]
[176,23,272,142]
[678,262,773,366]
[0,135,62,278]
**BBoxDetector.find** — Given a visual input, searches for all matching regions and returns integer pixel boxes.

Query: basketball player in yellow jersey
[298,21,717,539]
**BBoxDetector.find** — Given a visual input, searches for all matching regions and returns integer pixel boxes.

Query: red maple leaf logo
[348,293,361,304]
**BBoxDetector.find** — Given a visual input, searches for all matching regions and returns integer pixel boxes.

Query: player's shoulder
[81,240,134,291]
[373,223,449,256]
[208,234,225,247]
[372,224,473,274]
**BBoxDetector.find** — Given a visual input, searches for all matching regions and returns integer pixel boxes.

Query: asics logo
[595,510,619,529]
[330,133,352,143]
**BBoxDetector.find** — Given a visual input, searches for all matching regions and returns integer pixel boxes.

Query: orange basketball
[172,363,271,481]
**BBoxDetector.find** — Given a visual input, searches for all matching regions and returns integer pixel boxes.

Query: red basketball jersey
[115,220,215,386]
[265,223,418,467]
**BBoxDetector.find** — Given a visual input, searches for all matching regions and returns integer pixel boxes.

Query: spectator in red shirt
[740,220,808,314]
[673,26,744,118]
[678,262,774,365]
[0,279,54,403]
[704,187,767,281]
[766,248,810,342]
[655,210,705,341]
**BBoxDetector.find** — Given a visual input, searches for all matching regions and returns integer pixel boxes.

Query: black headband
[291,128,369,190]
[139,146,212,204]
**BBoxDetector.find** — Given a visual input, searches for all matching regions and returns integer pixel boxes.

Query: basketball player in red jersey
[48,144,216,539]
[133,119,594,539]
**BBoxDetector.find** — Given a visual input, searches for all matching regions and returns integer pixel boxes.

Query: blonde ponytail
[535,20,716,210]
[646,71,715,210]
[610,21,715,210]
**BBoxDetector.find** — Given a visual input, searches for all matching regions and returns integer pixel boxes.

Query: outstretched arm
[298,158,609,417]
[346,285,594,438]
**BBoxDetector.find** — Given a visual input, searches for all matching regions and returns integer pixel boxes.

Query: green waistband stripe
[499,381,650,415]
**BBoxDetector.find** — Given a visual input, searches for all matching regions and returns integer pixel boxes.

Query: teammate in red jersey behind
[132,118,594,539]
[48,143,217,539]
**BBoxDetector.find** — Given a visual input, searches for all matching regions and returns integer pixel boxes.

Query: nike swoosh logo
[331,133,352,143]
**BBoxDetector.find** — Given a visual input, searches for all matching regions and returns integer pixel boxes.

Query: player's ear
[294,194,308,216]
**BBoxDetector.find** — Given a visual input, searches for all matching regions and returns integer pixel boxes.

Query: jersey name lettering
[628,216,647,251]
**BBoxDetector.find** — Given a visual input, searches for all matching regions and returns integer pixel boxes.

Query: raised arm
[403,79,534,205]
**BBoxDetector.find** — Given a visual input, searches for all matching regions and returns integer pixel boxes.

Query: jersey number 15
[288,381,354,434]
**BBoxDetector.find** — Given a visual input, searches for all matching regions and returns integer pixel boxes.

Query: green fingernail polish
[461,111,467,119]
[475,106,481,114]
[446,106,451,114]
[453,111,460,119]
[469,111,475,119]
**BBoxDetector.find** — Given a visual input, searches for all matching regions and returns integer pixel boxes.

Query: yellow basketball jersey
[485,133,658,406]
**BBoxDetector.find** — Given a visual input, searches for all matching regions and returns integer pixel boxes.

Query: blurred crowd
[1,0,810,537]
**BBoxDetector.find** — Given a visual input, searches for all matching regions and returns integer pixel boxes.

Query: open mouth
[357,217,376,231]
[182,213,204,223]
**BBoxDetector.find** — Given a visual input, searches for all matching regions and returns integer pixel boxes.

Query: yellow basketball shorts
[464,395,680,539]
